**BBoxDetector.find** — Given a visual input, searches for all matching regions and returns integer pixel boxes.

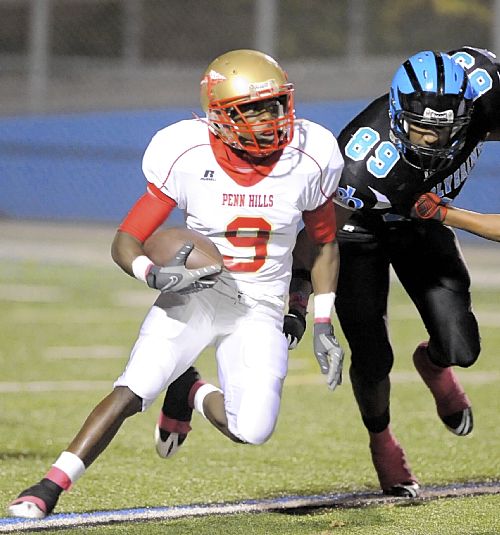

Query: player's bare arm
[284,203,347,349]
[412,192,500,242]
[310,239,339,295]
[309,239,344,391]
[445,207,500,242]
[111,230,145,277]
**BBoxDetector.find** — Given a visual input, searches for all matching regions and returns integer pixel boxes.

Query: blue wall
[1,100,498,228]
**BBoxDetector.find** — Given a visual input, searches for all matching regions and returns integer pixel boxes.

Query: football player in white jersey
[8,49,345,519]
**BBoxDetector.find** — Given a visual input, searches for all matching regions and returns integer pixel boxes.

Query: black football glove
[283,309,306,349]
[146,243,221,294]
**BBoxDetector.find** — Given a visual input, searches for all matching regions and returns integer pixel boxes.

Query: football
[143,226,224,271]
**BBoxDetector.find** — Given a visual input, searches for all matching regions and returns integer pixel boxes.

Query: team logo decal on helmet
[200,49,295,156]
[201,70,227,96]
[389,50,474,176]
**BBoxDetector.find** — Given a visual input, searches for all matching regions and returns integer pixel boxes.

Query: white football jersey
[142,118,343,301]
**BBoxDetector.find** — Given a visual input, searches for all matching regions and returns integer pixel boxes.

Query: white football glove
[313,321,344,391]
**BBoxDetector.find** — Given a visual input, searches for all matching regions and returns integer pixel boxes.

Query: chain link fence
[0,0,497,114]
[0,0,498,224]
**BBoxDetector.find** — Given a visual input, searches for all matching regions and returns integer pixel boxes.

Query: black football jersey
[335,47,500,219]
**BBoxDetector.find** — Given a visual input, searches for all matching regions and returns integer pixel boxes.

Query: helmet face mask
[200,50,295,157]
[389,51,474,175]
[215,93,292,151]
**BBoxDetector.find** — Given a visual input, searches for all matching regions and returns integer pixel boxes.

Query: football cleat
[155,366,204,459]
[383,481,420,498]
[440,406,473,437]
[8,479,63,519]
[369,428,420,498]
[413,342,473,436]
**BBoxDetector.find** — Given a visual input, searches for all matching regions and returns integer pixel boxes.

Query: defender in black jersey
[285,47,500,497]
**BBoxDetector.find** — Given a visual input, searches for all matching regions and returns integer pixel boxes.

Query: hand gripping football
[143,227,223,272]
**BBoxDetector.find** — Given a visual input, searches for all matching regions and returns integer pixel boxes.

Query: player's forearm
[445,207,500,242]
[111,230,148,276]
[310,240,339,296]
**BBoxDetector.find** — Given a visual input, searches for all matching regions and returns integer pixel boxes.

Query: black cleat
[155,367,203,458]
[441,407,473,436]
[8,478,63,519]
[383,481,420,498]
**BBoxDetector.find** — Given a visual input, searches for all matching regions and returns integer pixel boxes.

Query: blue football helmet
[389,50,474,175]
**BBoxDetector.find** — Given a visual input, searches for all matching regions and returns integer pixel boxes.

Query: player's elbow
[111,231,127,266]
[111,230,144,273]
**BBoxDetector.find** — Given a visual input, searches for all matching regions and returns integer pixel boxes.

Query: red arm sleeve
[118,183,177,242]
[302,200,337,244]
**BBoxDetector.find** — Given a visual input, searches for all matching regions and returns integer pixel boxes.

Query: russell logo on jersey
[201,170,216,181]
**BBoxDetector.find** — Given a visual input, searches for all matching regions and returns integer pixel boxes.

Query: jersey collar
[209,132,282,187]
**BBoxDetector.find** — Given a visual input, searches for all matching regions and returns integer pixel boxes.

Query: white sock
[193,383,222,419]
[52,451,86,484]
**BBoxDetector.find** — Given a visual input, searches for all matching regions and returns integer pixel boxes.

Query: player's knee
[454,342,480,368]
[111,386,143,416]
[235,419,275,445]
[432,338,480,368]
[350,348,393,382]
[233,391,280,445]
[234,405,278,445]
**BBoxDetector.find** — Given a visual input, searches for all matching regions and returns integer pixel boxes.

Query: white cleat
[8,500,46,519]
[154,424,185,459]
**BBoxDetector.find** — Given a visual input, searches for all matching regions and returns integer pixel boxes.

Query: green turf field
[0,224,499,534]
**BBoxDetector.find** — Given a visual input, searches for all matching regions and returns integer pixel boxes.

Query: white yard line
[1,481,499,533]
[43,345,127,360]
[0,284,66,302]
[6,308,144,323]
[0,221,115,267]
[0,381,111,393]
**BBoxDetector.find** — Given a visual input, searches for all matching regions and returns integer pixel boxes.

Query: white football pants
[114,282,288,444]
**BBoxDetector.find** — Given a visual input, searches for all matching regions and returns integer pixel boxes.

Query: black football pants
[335,219,481,384]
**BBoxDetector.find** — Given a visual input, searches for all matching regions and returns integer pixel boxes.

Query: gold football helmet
[200,49,295,156]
